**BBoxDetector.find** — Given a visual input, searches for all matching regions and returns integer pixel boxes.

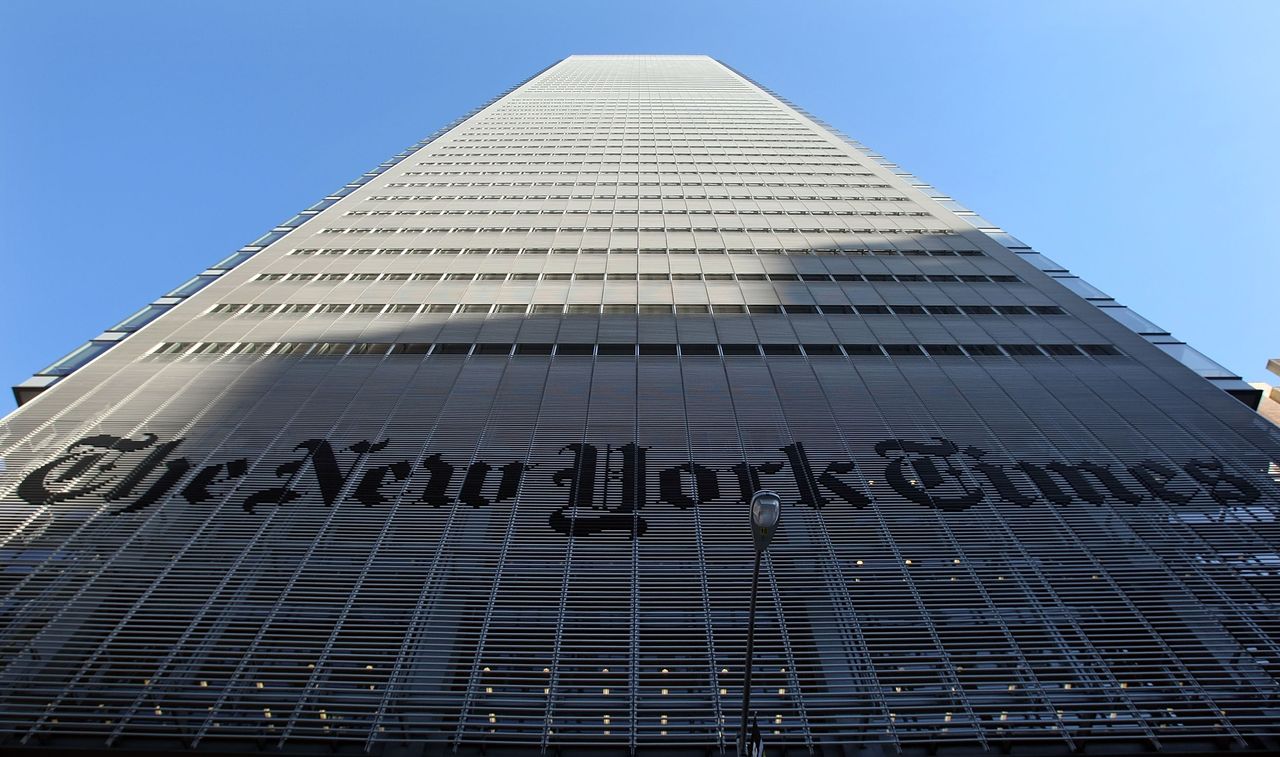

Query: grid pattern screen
[2,56,1279,756]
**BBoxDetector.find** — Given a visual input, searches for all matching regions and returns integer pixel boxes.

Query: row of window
[386,181,894,189]
[208,302,1064,317]
[254,271,1021,284]
[288,246,980,258]
[450,135,824,142]
[344,209,928,218]
[418,158,858,167]
[366,193,910,202]
[428,150,841,158]
[345,208,931,220]
[155,340,1121,358]
[447,136,829,144]
[402,169,876,178]
[316,224,947,235]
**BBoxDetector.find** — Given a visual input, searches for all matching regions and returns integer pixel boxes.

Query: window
[391,343,431,355]
[425,304,455,313]
[883,344,925,356]
[458,304,491,313]
[1003,344,1044,356]
[762,344,802,355]
[413,273,442,281]
[351,273,379,281]
[638,304,673,314]
[639,344,678,355]
[639,273,669,280]
[855,305,890,315]
[1082,344,1121,356]
[543,273,572,281]
[680,344,719,356]
[1043,344,1083,356]
[924,344,965,356]
[566,304,598,314]
[926,305,960,315]
[890,305,925,315]
[722,344,761,356]
[782,304,818,315]
[597,344,635,355]
[962,344,1004,356]
[556,343,594,355]
[515,343,553,355]
[676,304,710,314]
[273,342,311,355]
[433,343,471,354]
[446,273,475,281]
[388,304,419,313]
[602,304,636,314]
[746,304,782,315]
[960,305,996,315]
[802,344,842,355]
[494,304,527,314]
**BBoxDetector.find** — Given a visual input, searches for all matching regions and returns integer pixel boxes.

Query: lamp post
[738,489,781,756]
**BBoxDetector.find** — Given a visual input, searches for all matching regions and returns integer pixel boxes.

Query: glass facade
[1,56,1278,756]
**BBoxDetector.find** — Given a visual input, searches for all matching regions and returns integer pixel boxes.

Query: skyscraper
[2,55,1278,755]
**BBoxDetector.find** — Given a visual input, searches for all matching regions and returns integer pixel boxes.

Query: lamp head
[749,489,781,552]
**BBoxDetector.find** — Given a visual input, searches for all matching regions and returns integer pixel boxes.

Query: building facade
[2,56,1279,755]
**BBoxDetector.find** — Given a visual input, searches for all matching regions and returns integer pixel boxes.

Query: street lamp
[738,489,781,756]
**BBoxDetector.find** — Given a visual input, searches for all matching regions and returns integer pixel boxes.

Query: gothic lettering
[16,430,1278,536]
[1127,461,1193,504]
[1183,459,1261,506]
[181,459,249,504]
[658,462,720,509]
[1016,461,1144,505]
[874,437,984,512]
[550,443,649,537]
[17,433,161,505]
[415,453,455,507]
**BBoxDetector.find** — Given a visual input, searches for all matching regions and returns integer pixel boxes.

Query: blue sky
[2,1,1277,407]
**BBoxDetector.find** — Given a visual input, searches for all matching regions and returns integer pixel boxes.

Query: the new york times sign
[16,432,1266,537]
